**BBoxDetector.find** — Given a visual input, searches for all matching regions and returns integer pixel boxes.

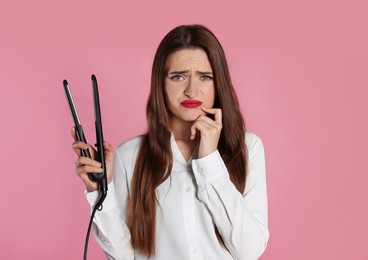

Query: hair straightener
[63,75,108,260]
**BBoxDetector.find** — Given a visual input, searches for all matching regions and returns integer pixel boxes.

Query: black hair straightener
[63,75,108,260]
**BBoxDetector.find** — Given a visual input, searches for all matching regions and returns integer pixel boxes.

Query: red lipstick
[181,100,203,108]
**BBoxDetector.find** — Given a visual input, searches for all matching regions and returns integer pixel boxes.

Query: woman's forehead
[165,49,212,72]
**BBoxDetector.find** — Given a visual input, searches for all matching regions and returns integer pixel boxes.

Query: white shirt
[86,131,269,260]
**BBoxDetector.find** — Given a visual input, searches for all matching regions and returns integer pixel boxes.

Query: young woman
[72,24,269,260]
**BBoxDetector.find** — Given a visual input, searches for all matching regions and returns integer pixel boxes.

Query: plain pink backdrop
[1,0,367,259]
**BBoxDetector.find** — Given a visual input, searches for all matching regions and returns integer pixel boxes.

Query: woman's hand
[71,127,114,192]
[191,107,222,158]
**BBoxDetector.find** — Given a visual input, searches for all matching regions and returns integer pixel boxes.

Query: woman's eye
[200,75,213,81]
[171,75,185,81]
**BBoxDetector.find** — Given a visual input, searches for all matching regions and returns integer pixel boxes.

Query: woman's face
[164,48,215,123]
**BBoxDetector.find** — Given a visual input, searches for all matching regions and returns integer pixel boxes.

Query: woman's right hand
[71,127,114,192]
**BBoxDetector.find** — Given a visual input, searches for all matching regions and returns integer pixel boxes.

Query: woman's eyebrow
[168,70,189,75]
[168,70,213,75]
[197,71,213,75]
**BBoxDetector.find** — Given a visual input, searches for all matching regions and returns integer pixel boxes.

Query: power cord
[83,193,107,260]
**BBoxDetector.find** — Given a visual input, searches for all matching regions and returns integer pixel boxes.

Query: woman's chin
[170,109,207,123]
[183,111,206,121]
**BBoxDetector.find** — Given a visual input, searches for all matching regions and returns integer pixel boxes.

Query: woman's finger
[201,107,222,125]
[195,114,221,129]
[72,140,89,157]
[190,113,221,140]
[76,165,103,176]
[71,126,98,159]
[72,141,89,150]
[190,110,223,158]
[190,119,212,140]
[103,141,113,152]
[103,142,114,160]
[75,156,102,168]
[71,126,77,141]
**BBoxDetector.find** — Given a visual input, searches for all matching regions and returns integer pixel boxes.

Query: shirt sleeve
[191,134,269,260]
[85,149,135,260]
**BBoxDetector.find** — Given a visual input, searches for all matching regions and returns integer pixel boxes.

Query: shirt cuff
[192,150,229,185]
[85,181,116,210]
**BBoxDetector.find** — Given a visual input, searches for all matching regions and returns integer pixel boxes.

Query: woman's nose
[183,78,199,98]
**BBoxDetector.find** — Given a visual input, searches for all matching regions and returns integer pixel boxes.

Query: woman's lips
[181,100,203,108]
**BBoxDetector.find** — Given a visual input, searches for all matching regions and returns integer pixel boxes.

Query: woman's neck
[170,118,198,161]
[170,118,196,143]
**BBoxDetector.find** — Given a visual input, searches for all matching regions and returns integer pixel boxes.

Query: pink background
[1,0,367,259]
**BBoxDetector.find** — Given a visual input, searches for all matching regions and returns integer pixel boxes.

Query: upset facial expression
[164,48,216,123]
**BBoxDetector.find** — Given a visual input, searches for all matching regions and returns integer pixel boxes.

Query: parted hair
[126,24,248,256]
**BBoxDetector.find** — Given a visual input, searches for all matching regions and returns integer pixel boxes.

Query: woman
[72,24,269,260]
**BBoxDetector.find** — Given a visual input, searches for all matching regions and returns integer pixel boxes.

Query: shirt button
[185,187,191,192]
[197,167,203,173]
[193,249,198,254]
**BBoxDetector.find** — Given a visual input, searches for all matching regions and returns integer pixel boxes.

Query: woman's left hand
[191,107,222,158]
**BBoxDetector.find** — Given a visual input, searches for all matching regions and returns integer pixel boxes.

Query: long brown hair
[127,24,247,256]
